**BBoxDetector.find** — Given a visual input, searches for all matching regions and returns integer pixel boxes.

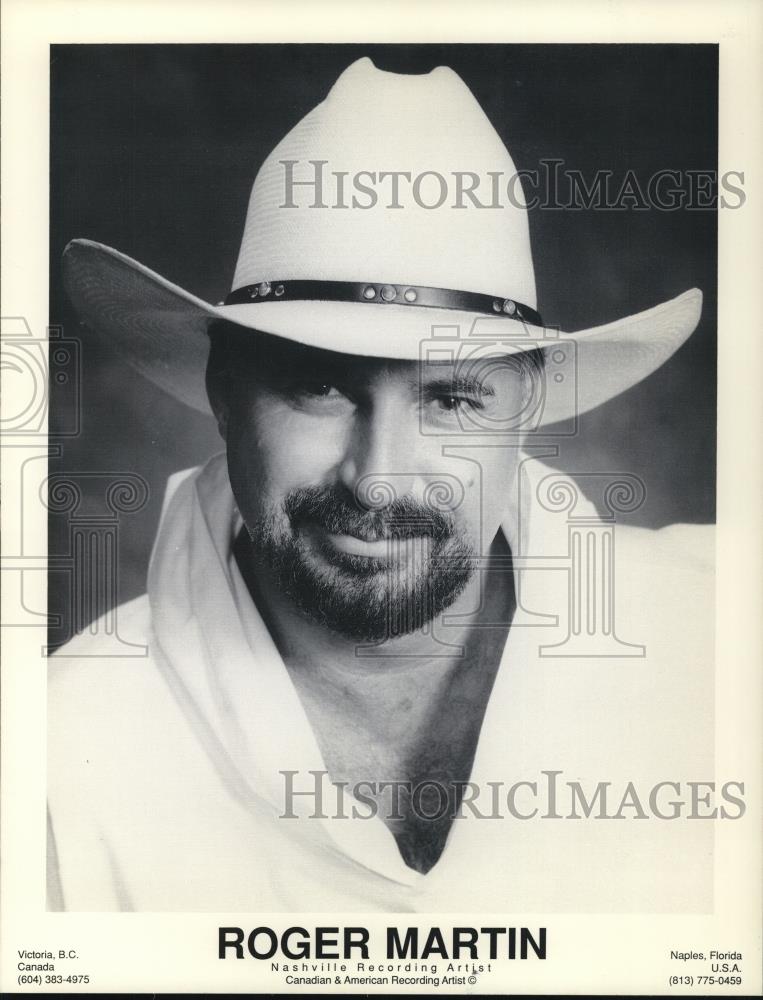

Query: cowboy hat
[61,56,702,426]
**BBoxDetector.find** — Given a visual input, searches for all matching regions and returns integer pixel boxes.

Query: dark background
[49,44,717,646]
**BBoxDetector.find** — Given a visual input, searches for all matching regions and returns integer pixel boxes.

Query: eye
[434,393,484,413]
[300,381,341,398]
[283,378,355,413]
[287,379,349,400]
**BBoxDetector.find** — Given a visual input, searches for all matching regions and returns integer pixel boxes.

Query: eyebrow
[421,375,496,397]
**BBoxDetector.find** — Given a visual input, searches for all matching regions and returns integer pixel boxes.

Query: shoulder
[47,595,167,729]
[612,522,714,651]
[616,521,714,575]
[50,593,151,658]
[47,594,195,816]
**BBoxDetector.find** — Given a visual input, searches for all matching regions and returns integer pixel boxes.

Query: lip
[322,531,418,558]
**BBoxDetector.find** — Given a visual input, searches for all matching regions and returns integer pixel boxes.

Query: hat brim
[61,239,703,426]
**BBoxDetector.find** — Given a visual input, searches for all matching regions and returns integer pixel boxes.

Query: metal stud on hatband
[249,286,259,299]
[275,284,285,297]
[404,288,417,303]
[363,286,377,300]
[503,299,517,316]
[493,300,502,313]
[258,281,271,297]
[381,284,397,301]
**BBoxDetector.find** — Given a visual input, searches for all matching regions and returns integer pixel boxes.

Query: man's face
[210,330,532,642]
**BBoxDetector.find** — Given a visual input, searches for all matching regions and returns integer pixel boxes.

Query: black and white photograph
[2,1,761,995]
[47,41,720,910]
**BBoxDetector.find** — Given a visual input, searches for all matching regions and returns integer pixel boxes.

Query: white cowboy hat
[61,56,702,426]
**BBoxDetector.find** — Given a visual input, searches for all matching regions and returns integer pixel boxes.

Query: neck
[234,530,516,837]
[235,528,516,874]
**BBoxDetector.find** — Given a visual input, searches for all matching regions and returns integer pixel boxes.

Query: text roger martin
[219,925,546,960]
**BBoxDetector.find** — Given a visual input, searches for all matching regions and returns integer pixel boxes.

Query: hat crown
[233,57,537,308]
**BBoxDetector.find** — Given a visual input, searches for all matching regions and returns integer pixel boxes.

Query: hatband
[224,279,543,326]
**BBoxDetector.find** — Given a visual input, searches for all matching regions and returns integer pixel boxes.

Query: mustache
[284,486,456,542]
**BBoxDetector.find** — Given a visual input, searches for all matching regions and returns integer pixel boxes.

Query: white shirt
[48,452,715,912]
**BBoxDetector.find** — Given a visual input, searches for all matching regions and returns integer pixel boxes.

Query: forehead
[210,325,525,387]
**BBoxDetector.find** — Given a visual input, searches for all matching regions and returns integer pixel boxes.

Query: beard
[242,485,478,642]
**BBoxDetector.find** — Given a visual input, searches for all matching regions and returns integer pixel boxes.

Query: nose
[337,402,419,509]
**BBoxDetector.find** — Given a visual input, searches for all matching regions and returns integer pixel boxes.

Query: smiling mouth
[301,523,431,564]
[322,531,422,557]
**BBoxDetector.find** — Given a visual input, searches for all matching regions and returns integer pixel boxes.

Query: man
[48,56,714,911]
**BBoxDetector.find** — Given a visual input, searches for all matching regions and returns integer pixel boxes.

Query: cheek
[446,451,520,545]
[225,398,346,513]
